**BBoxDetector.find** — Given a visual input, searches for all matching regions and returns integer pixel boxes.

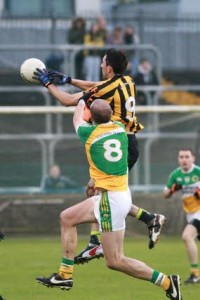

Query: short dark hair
[178,148,194,155]
[105,48,128,75]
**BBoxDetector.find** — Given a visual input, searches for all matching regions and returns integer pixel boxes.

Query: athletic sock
[150,270,170,290]
[89,230,100,245]
[136,208,155,225]
[59,257,74,279]
[190,264,200,277]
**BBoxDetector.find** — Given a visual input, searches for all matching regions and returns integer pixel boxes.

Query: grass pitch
[0,235,198,299]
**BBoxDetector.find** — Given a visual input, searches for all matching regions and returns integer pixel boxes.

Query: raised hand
[48,70,72,85]
[33,68,52,87]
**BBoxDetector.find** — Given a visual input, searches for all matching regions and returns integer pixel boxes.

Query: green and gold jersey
[166,164,200,213]
[87,75,144,133]
[77,121,128,191]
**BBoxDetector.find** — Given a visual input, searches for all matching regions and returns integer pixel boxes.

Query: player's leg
[182,219,200,284]
[74,178,104,264]
[99,190,181,299]
[101,230,182,300]
[129,204,166,249]
[74,222,103,264]
[36,197,96,290]
[127,134,139,171]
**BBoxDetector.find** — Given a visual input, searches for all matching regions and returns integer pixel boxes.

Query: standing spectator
[83,19,107,81]
[41,164,76,193]
[96,16,107,40]
[134,58,159,105]
[106,25,124,45]
[124,24,140,76]
[67,17,86,79]
[163,148,200,284]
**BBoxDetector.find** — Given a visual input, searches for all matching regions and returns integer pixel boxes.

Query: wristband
[67,76,72,84]
[78,99,85,105]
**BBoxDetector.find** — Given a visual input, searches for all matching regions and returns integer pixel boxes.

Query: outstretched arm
[71,78,97,90]
[47,70,102,90]
[33,68,83,106]
[73,99,86,129]
[47,84,82,106]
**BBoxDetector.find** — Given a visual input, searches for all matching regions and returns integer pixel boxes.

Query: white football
[20,58,46,84]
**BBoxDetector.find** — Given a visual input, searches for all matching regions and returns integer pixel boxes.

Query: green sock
[59,257,74,279]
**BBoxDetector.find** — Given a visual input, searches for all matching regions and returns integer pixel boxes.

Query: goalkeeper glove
[0,231,4,241]
[194,188,200,200]
[33,68,52,87]
[48,70,72,85]
[170,183,182,194]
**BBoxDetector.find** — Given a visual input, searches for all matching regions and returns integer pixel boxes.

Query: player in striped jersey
[164,148,200,284]
[36,99,182,300]
[34,48,165,262]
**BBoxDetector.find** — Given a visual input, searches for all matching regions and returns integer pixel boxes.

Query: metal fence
[0,43,199,194]
[0,14,200,70]
[0,88,200,194]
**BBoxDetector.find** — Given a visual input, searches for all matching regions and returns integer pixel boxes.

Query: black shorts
[189,219,200,240]
[127,134,139,171]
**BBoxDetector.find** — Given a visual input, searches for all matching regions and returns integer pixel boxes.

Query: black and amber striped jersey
[87,75,144,133]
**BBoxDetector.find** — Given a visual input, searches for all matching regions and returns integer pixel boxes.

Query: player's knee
[106,260,118,271]
[182,231,192,243]
[60,210,71,227]
[104,256,121,271]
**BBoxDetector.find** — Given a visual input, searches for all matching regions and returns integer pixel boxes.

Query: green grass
[0,235,198,299]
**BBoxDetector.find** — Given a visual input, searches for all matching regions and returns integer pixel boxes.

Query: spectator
[83,19,107,81]
[107,25,124,45]
[134,58,159,105]
[124,24,140,76]
[67,17,86,79]
[45,51,64,73]
[95,16,107,40]
[41,164,76,193]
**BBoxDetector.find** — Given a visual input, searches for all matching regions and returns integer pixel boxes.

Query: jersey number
[103,139,122,162]
[125,96,135,114]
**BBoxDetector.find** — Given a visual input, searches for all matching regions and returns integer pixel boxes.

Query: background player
[163,148,200,284]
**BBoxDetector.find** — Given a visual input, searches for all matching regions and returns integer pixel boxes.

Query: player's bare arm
[73,99,86,128]
[71,78,97,90]
[47,84,82,107]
